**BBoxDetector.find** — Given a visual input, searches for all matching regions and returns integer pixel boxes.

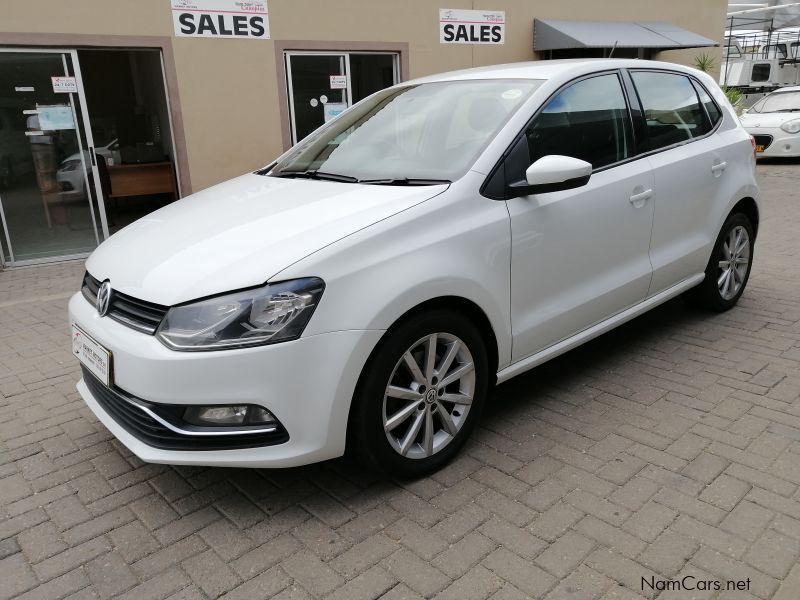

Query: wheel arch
[345,295,500,449]
[730,197,759,238]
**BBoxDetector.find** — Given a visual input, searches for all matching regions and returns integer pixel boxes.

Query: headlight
[61,159,82,172]
[781,119,800,134]
[156,277,324,351]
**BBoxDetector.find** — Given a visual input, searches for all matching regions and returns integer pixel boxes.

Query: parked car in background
[69,59,759,476]
[56,138,118,197]
[740,87,800,157]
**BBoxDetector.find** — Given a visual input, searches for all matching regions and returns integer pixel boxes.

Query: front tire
[684,212,754,311]
[350,310,489,477]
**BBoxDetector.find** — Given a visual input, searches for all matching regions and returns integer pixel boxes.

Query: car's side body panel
[507,160,656,361]
[274,170,514,369]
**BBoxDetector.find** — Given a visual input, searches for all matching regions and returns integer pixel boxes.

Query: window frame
[623,68,724,159]
[480,69,639,200]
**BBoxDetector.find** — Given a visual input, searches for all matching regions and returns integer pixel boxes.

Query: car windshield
[751,91,800,113]
[268,79,543,183]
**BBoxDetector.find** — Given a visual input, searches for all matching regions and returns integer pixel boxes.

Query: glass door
[0,49,105,266]
[286,53,348,144]
[285,52,400,145]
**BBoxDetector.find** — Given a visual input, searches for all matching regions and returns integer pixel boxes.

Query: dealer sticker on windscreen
[72,324,111,386]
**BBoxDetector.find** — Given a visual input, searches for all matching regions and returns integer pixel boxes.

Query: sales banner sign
[439,8,505,44]
[171,0,270,39]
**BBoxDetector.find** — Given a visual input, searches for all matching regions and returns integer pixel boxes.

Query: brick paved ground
[1,162,800,600]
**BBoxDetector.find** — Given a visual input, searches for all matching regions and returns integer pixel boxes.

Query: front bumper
[745,126,800,158]
[69,292,383,467]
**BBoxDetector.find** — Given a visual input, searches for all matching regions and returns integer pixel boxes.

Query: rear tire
[683,213,754,311]
[349,310,489,477]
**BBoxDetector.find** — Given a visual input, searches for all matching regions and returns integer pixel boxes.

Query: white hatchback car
[69,59,759,476]
[740,86,800,157]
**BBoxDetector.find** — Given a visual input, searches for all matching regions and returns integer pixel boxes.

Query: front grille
[82,366,289,451]
[82,272,169,334]
[753,134,774,150]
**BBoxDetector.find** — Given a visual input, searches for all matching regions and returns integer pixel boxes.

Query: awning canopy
[534,19,719,51]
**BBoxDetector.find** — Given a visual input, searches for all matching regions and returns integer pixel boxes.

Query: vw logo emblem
[96,281,112,317]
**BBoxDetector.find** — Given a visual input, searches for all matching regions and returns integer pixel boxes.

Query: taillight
[750,135,757,159]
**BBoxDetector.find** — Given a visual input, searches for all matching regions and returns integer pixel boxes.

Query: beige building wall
[0,0,727,193]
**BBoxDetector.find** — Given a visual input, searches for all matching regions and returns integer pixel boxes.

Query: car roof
[768,86,800,93]
[405,58,701,85]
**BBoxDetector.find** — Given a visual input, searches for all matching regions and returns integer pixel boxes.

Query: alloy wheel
[717,225,750,301]
[382,333,475,459]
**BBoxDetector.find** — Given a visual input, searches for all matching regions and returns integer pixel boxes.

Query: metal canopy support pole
[725,15,733,88]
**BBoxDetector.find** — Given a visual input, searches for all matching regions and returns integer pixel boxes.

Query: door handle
[711,161,727,175]
[629,189,653,208]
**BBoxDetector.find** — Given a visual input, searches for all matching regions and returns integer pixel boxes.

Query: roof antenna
[608,40,618,58]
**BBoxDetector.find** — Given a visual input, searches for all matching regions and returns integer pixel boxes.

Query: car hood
[740,112,800,128]
[86,173,447,306]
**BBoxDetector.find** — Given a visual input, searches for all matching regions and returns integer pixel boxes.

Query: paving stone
[329,533,397,579]
[479,516,547,559]
[181,549,241,597]
[691,547,778,599]
[529,502,584,542]
[437,564,502,600]
[534,530,595,578]
[483,547,557,599]
[622,501,677,543]
[698,474,751,511]
[682,453,730,484]
[85,551,138,597]
[0,553,37,599]
[381,549,450,598]
[670,514,748,558]
[577,515,647,559]
[720,500,774,542]
[432,531,496,578]
[543,564,612,600]
[637,530,698,577]
[743,529,800,579]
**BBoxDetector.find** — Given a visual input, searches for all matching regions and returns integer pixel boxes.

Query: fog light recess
[183,405,277,427]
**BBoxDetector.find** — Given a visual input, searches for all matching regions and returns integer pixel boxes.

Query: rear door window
[631,71,711,151]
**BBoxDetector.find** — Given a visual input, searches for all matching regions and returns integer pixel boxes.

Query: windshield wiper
[273,170,359,183]
[358,177,451,186]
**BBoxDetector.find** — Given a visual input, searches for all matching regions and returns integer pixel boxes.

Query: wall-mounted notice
[171,0,269,39]
[330,75,347,89]
[51,77,77,93]
[439,8,505,44]
[38,105,76,131]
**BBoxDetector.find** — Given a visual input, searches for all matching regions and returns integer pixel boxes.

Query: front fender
[274,176,514,369]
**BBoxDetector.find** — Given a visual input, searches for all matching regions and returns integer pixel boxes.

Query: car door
[501,72,655,362]
[627,70,726,295]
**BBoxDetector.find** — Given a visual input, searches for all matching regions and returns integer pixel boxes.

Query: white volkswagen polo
[69,59,759,476]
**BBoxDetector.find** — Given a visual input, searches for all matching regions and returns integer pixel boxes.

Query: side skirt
[496,273,705,384]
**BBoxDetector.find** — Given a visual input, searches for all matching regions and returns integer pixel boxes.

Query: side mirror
[507,155,592,197]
